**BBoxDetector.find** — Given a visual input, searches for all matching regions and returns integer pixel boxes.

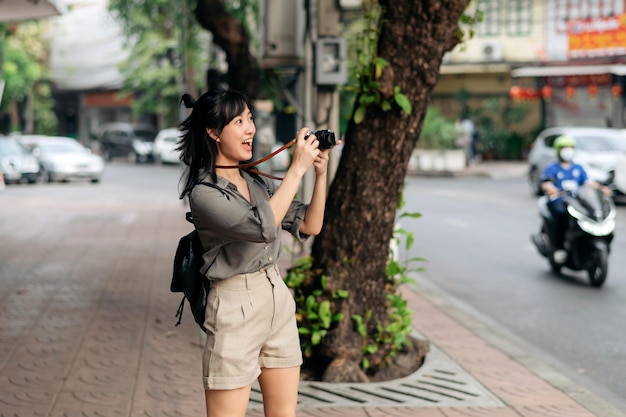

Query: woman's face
[214,105,256,165]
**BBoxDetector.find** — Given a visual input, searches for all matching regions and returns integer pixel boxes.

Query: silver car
[0,136,40,184]
[21,136,104,183]
[527,127,626,196]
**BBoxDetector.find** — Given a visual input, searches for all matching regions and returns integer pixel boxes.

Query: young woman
[177,88,330,417]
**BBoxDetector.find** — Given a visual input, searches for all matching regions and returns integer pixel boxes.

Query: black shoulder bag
[171,211,211,332]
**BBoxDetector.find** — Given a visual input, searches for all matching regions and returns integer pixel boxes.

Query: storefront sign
[568,14,626,58]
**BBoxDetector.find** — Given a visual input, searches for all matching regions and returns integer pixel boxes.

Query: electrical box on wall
[315,38,347,86]
[259,0,305,67]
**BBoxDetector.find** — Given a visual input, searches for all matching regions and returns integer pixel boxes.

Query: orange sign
[567,14,626,57]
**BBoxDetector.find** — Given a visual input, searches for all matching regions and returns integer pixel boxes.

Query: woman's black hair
[177,88,253,199]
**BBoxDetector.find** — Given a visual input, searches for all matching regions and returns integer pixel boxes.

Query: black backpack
[171,211,211,331]
[170,174,272,331]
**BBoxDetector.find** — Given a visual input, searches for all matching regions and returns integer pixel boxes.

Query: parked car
[527,127,626,196]
[153,128,182,164]
[0,136,40,184]
[21,136,104,183]
[98,122,156,163]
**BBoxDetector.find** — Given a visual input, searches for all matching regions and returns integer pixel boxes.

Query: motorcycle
[531,185,616,287]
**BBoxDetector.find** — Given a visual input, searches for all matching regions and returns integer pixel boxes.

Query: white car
[153,128,182,164]
[23,136,104,183]
[0,136,40,184]
[527,127,626,196]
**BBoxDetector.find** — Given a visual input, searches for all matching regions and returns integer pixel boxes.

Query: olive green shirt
[189,170,309,280]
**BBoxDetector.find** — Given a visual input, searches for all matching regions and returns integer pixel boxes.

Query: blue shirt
[540,162,588,195]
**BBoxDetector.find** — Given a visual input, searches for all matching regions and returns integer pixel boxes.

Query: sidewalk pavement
[1,165,625,417]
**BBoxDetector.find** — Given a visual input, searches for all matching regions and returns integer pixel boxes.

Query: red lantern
[541,85,553,101]
[588,84,598,98]
[565,86,576,100]
[611,84,623,99]
[509,86,523,100]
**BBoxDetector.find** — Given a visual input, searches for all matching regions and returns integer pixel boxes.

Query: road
[401,174,626,411]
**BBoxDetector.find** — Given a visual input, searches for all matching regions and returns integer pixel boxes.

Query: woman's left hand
[313,149,330,177]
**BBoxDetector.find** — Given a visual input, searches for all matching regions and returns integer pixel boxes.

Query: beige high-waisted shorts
[202,264,302,390]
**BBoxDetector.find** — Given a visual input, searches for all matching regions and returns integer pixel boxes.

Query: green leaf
[311,331,322,345]
[321,274,328,290]
[305,295,316,310]
[352,314,367,337]
[404,232,414,251]
[354,105,367,124]
[394,92,412,114]
[399,212,422,219]
[365,344,378,354]
[335,289,349,299]
[386,261,402,276]
[374,57,388,69]
[319,301,332,328]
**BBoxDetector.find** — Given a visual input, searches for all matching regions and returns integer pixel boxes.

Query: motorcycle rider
[540,135,611,264]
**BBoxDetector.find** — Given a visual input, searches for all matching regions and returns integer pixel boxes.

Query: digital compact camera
[305,129,337,150]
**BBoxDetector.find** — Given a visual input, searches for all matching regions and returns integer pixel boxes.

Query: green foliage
[32,82,58,135]
[286,203,424,374]
[416,106,461,150]
[1,47,38,109]
[456,7,484,44]
[458,97,532,160]
[0,22,57,134]
[108,0,209,126]
[344,1,412,125]
[284,257,348,359]
[351,311,377,369]
[349,204,425,371]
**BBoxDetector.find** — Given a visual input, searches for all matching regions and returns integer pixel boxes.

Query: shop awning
[512,64,626,78]
[440,63,512,75]
[0,0,65,23]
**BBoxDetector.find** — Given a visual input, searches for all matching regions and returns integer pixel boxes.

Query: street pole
[302,0,341,203]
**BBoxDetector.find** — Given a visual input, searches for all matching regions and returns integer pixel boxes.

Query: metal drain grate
[249,341,503,409]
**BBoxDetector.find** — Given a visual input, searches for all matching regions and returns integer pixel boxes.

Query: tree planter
[409,149,466,174]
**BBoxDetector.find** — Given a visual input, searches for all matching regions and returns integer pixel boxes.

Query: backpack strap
[185,181,230,225]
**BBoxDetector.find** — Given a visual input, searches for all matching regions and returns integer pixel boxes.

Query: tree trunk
[309,0,470,382]
[194,0,261,98]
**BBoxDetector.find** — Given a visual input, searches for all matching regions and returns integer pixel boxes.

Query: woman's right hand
[289,128,320,176]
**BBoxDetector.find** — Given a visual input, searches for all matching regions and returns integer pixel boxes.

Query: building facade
[433,0,626,159]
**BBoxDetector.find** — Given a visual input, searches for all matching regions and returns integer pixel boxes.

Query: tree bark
[194,0,261,98]
[309,0,470,382]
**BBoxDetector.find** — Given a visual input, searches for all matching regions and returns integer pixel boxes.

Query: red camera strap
[215,138,296,180]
